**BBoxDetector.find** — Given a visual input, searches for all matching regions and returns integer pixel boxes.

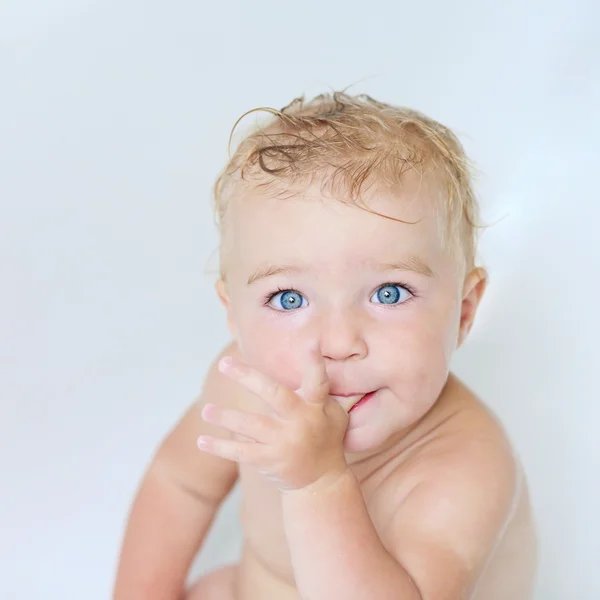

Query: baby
[113,92,538,600]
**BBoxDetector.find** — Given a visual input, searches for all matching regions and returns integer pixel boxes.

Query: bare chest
[236,466,537,600]
[236,456,410,585]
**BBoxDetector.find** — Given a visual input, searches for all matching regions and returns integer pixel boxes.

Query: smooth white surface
[1,1,598,598]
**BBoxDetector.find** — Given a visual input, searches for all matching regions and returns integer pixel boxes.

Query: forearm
[281,468,421,600]
[113,466,216,600]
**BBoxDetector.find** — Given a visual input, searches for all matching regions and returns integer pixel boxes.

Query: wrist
[281,463,351,496]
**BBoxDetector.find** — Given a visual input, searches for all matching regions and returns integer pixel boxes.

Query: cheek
[389,310,453,365]
[233,311,306,390]
[379,304,459,399]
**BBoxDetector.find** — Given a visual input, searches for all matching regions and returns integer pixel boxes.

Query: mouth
[348,390,377,412]
[330,390,377,412]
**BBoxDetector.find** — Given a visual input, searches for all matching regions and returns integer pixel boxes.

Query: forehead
[225,178,449,275]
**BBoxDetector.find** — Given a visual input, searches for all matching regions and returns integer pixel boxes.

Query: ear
[457,267,487,348]
[215,278,237,338]
[215,278,229,307]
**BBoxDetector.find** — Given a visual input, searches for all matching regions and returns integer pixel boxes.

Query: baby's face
[218,179,480,453]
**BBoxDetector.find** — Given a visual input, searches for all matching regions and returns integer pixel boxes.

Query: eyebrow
[247,256,434,285]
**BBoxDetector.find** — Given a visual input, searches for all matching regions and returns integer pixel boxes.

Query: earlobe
[457,268,488,348]
[215,278,230,309]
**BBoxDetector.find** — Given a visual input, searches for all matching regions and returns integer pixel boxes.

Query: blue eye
[370,284,411,305]
[268,290,307,311]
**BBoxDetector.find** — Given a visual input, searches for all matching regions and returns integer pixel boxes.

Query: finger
[301,345,329,404]
[218,356,298,415]
[202,403,277,442]
[196,435,265,464]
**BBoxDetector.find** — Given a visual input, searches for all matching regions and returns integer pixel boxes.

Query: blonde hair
[213,91,483,271]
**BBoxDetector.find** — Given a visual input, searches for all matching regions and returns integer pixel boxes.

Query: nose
[317,308,368,362]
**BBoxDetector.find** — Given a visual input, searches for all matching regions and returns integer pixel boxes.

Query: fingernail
[218,356,233,372]
[197,436,209,448]
[201,403,214,419]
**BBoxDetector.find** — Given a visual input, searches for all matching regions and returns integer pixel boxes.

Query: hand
[197,347,349,492]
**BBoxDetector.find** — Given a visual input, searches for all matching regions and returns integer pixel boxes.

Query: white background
[1,1,599,598]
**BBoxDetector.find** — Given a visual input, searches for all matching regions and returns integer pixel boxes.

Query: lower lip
[349,390,376,412]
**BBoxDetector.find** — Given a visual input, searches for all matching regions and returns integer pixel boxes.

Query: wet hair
[213,91,483,273]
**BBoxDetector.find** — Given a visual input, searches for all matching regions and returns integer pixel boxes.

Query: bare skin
[113,178,538,600]
[185,341,538,600]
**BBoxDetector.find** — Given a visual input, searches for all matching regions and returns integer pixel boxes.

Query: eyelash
[262,282,418,308]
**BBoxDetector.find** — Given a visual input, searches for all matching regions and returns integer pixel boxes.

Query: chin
[342,397,436,457]
[343,423,391,455]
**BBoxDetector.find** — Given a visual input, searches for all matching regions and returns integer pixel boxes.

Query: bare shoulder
[153,340,242,503]
[382,373,520,500]
[381,374,530,599]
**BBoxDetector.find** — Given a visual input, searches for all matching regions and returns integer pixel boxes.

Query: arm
[197,350,421,599]
[281,469,421,600]
[282,439,517,600]
[198,351,421,599]
[112,343,240,600]
[196,353,517,600]
[386,447,519,600]
[282,454,518,600]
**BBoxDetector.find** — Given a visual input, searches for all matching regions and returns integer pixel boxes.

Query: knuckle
[234,443,247,462]
[255,414,271,435]
[237,411,253,431]
[316,382,329,400]
[270,381,285,400]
